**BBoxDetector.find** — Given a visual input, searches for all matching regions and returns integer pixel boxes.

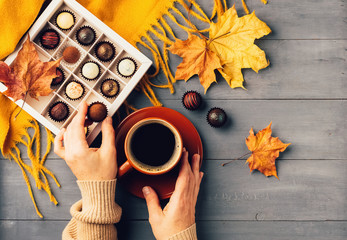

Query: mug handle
[118,160,132,178]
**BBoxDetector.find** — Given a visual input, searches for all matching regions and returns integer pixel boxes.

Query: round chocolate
[95,41,115,62]
[49,102,69,122]
[117,57,137,77]
[63,46,80,64]
[207,107,227,128]
[100,79,119,98]
[40,29,60,49]
[76,26,95,46]
[182,91,202,111]
[52,67,65,86]
[81,61,100,80]
[87,102,108,122]
[65,81,85,100]
[56,11,75,30]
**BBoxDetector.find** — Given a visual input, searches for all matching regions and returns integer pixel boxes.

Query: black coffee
[131,123,175,166]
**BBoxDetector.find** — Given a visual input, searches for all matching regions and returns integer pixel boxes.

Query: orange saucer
[115,106,203,199]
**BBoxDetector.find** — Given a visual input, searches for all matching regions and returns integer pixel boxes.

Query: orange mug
[118,118,183,177]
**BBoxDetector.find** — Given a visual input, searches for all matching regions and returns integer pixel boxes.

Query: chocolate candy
[48,102,69,122]
[76,26,96,46]
[100,79,120,98]
[56,10,75,30]
[40,29,60,49]
[117,57,137,77]
[87,102,108,122]
[65,81,85,100]
[95,41,115,62]
[63,46,80,64]
[182,91,202,111]
[81,61,100,80]
[51,67,65,86]
[207,107,227,128]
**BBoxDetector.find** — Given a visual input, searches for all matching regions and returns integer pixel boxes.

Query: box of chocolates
[0,0,152,144]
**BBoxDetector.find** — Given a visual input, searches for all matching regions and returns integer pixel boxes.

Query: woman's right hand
[142,149,203,240]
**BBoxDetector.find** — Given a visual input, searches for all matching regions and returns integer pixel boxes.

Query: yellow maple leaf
[209,6,271,89]
[245,122,291,179]
[168,33,222,93]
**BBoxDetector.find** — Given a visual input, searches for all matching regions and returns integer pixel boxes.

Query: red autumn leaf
[0,35,61,102]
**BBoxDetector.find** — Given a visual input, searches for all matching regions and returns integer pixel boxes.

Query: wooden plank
[120,160,347,221]
[0,159,346,221]
[126,100,347,160]
[0,1,345,239]
[137,40,347,100]
[161,0,347,40]
[1,100,346,160]
[0,220,346,240]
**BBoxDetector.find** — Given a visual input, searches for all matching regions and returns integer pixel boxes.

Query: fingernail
[142,186,150,196]
[106,116,112,124]
[183,147,186,152]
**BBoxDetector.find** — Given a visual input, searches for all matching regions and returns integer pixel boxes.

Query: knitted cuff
[168,223,197,240]
[70,179,122,224]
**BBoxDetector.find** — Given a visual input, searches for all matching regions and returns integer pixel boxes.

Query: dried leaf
[209,6,271,89]
[168,33,222,93]
[245,122,290,179]
[0,35,61,102]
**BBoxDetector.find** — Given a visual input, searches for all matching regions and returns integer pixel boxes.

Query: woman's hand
[54,101,117,180]
[142,149,203,240]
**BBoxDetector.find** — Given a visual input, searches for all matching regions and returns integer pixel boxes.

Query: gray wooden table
[1,0,346,239]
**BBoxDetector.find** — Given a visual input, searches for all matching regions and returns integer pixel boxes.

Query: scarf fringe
[242,0,268,15]
[132,0,216,105]
[211,0,227,20]
[6,114,60,218]
[133,0,212,111]
[241,0,250,14]
[178,0,210,23]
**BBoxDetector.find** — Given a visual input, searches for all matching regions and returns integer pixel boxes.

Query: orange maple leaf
[245,122,291,179]
[168,33,222,93]
[0,35,61,102]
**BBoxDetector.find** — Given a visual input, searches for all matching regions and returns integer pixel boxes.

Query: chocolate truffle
[81,61,100,80]
[87,102,108,122]
[49,102,69,122]
[100,79,119,98]
[63,46,80,64]
[56,11,75,30]
[182,91,202,111]
[207,107,227,128]
[117,57,137,78]
[95,41,115,62]
[40,29,60,49]
[51,67,65,86]
[76,26,96,46]
[65,81,85,100]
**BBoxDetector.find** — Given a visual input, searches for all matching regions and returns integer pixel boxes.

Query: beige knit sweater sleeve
[62,179,198,240]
